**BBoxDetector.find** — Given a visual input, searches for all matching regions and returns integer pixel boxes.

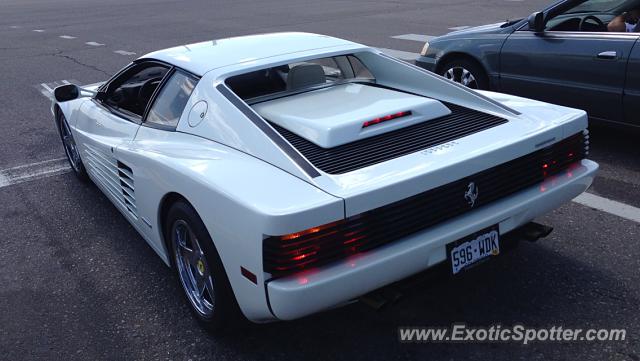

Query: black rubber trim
[217,84,321,178]
[263,279,279,319]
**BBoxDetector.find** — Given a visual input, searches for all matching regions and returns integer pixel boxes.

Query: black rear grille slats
[270,103,508,174]
[263,132,587,276]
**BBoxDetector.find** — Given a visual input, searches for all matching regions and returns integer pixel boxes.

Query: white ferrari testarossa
[52,32,598,331]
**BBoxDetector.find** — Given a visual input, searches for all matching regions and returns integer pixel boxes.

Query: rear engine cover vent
[271,103,508,174]
[117,161,137,218]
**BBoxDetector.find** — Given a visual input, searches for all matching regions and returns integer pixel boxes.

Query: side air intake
[117,161,137,218]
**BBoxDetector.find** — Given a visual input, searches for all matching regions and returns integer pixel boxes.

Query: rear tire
[439,58,489,90]
[166,201,243,333]
[56,110,88,181]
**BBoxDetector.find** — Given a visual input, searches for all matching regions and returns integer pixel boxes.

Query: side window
[145,71,197,128]
[348,55,374,79]
[104,64,169,118]
[540,0,631,32]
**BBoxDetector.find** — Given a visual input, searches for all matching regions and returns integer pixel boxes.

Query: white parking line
[376,47,419,61]
[33,29,45,32]
[86,41,105,46]
[59,35,77,39]
[2,157,639,225]
[391,34,435,42]
[573,193,640,224]
[0,158,70,189]
[114,50,136,56]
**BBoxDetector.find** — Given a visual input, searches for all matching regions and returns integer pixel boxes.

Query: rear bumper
[265,159,598,320]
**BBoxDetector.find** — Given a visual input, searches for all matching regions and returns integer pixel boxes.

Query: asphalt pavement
[1,0,639,360]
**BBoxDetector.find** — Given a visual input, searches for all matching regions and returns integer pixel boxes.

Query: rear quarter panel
[116,127,344,321]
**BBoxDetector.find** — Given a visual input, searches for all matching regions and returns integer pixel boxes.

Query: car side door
[121,69,199,246]
[74,61,170,221]
[624,39,640,126]
[500,27,637,123]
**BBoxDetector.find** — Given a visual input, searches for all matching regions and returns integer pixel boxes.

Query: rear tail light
[264,131,588,278]
[540,131,588,176]
[263,219,353,275]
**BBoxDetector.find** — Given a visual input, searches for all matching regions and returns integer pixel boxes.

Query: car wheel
[56,110,88,181]
[439,59,489,90]
[166,201,242,333]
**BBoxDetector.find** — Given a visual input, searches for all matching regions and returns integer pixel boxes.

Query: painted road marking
[59,35,77,39]
[86,41,105,46]
[573,192,640,224]
[114,50,136,55]
[33,29,45,32]
[1,157,639,225]
[391,34,435,42]
[0,158,70,189]
[376,47,419,61]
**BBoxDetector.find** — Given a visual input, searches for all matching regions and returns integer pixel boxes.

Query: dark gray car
[416,0,640,127]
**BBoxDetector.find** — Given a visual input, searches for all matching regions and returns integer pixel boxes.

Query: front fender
[51,97,90,130]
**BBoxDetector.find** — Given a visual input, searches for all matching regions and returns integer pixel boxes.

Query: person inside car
[608,8,640,32]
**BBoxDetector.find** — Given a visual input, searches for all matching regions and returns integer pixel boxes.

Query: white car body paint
[52,33,598,323]
[252,83,451,148]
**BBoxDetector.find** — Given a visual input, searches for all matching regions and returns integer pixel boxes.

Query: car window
[567,0,629,14]
[104,64,169,118]
[225,54,376,101]
[145,71,197,128]
[348,55,374,79]
[289,57,345,80]
[543,0,633,32]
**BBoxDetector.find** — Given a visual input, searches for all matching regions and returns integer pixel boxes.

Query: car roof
[139,32,360,76]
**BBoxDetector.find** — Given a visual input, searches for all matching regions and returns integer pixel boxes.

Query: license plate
[447,226,500,275]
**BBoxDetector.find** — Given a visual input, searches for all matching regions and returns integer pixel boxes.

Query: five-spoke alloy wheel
[173,219,216,318]
[56,110,88,181]
[166,200,242,332]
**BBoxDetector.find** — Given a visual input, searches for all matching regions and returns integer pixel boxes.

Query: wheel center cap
[196,259,205,275]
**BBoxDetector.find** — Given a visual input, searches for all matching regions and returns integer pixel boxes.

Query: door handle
[597,51,618,59]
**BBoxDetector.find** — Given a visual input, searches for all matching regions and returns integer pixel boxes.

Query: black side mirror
[54,84,80,102]
[528,11,545,33]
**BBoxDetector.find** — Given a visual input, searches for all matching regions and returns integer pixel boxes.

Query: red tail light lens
[362,111,412,128]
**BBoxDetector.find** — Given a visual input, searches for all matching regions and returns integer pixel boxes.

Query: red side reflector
[362,111,412,128]
[241,266,257,284]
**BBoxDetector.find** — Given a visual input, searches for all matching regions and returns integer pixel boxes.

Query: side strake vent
[117,161,137,218]
[270,103,508,174]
